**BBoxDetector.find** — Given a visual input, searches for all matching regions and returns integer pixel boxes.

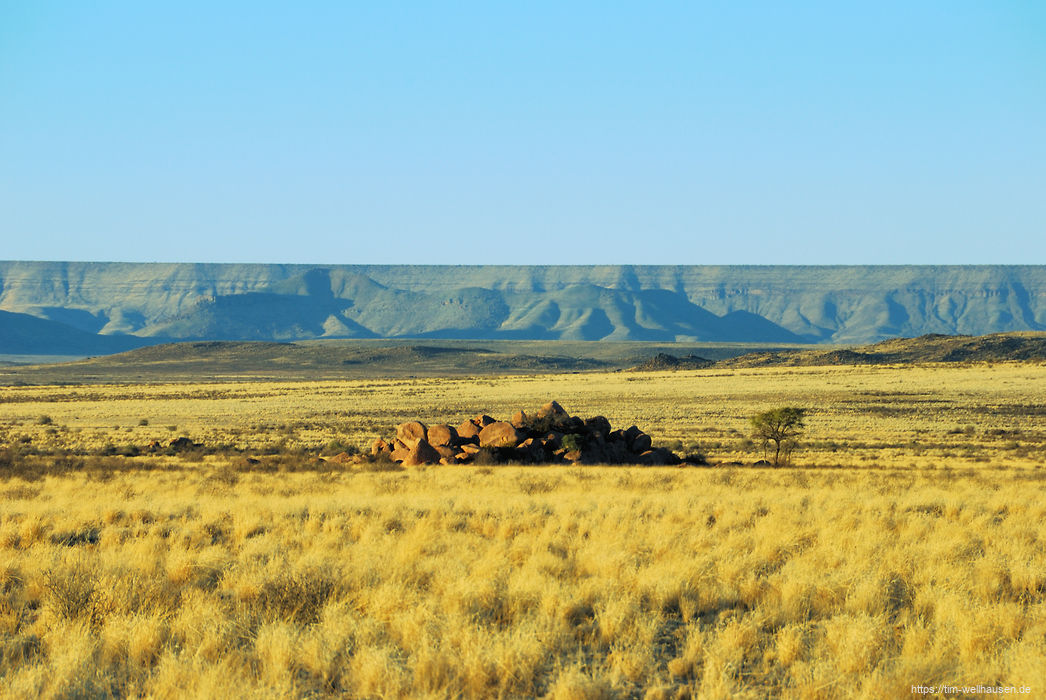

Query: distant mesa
[2,262,1046,354]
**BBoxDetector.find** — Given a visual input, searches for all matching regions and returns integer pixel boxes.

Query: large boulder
[479,421,523,448]
[631,432,652,453]
[514,438,547,462]
[510,410,528,429]
[396,421,427,447]
[426,424,457,447]
[403,439,441,466]
[602,441,630,463]
[584,416,612,437]
[371,438,390,456]
[457,420,481,441]
[537,401,569,420]
[434,445,458,460]
[168,436,199,451]
[637,448,680,466]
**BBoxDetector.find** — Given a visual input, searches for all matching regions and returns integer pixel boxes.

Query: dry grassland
[3,363,1045,469]
[1,362,1045,698]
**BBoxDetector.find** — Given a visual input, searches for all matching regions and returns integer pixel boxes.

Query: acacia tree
[750,407,806,467]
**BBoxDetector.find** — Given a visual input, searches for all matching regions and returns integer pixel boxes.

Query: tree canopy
[750,407,806,467]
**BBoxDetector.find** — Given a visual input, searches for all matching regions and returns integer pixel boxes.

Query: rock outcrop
[371,401,681,466]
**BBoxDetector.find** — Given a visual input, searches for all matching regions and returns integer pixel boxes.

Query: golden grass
[1,467,1044,698]
[1,362,1045,697]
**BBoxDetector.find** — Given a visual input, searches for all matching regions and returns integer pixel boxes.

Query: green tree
[750,407,806,467]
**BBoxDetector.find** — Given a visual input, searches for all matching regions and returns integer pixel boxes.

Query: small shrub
[321,439,358,456]
[37,415,53,426]
[44,564,99,622]
[471,447,505,466]
[561,434,583,453]
[518,476,561,494]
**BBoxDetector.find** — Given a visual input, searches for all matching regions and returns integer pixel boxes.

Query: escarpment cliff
[1,263,1044,352]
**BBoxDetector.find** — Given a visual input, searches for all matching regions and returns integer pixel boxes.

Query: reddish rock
[169,436,198,451]
[426,424,458,447]
[457,420,481,440]
[403,439,441,466]
[474,414,496,427]
[515,438,544,461]
[537,401,569,420]
[460,443,481,455]
[637,448,677,466]
[328,452,354,464]
[396,421,427,446]
[371,438,390,455]
[563,449,583,462]
[390,446,410,462]
[511,410,528,428]
[479,421,522,448]
[435,445,457,460]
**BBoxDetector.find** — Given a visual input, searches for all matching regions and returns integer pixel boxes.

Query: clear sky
[2,1,1044,265]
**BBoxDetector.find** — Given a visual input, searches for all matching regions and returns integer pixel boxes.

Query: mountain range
[1,262,1044,354]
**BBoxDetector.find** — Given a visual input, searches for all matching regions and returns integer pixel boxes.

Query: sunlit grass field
[3,363,1045,469]
[1,362,1045,697]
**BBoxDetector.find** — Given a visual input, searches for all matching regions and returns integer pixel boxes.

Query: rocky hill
[715,332,1046,368]
[2,263,1045,352]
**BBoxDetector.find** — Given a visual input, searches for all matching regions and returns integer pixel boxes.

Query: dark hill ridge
[632,352,716,371]
[0,309,148,355]
[2,263,1045,352]
[0,340,611,383]
[2,333,1041,385]
[714,332,1046,368]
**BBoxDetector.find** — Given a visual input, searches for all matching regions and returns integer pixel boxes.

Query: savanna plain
[1,362,1045,698]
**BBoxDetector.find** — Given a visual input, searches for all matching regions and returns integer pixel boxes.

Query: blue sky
[2,1,1044,264]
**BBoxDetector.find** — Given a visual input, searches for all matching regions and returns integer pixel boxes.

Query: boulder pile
[372,401,681,466]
